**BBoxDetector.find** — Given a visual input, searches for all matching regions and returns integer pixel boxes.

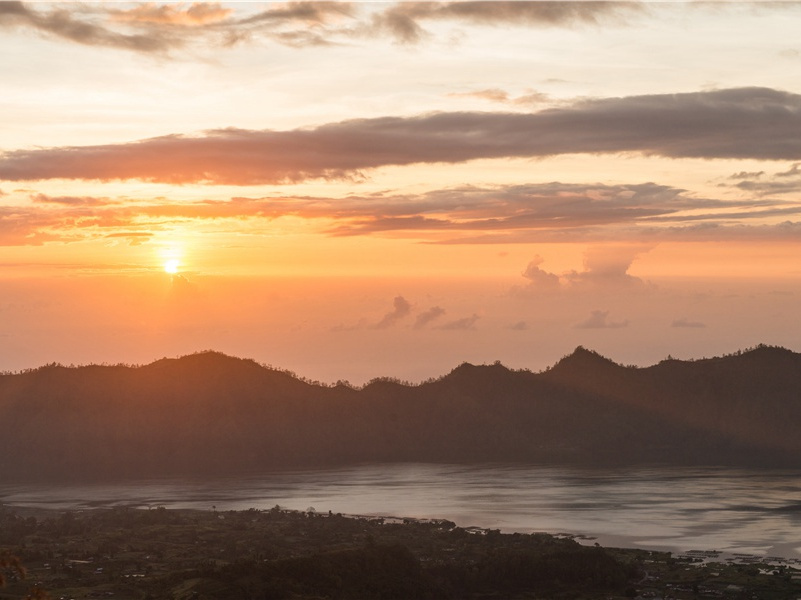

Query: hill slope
[1,346,800,480]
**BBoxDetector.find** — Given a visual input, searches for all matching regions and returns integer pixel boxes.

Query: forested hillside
[1,346,799,480]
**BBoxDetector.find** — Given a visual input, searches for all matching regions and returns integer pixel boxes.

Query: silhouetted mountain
[1,346,800,481]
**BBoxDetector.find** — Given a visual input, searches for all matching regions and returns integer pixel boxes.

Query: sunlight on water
[2,464,800,558]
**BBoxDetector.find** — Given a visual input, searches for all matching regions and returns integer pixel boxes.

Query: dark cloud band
[1,88,799,185]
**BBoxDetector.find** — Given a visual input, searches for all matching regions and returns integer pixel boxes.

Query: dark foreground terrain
[1,506,800,600]
[3,345,801,480]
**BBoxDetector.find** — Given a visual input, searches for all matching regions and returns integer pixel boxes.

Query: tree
[1,550,51,599]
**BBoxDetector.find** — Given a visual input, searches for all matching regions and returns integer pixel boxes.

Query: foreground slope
[1,346,800,480]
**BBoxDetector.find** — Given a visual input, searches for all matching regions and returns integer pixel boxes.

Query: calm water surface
[2,464,800,559]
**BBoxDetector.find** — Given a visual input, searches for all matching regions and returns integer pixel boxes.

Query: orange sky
[1,1,800,381]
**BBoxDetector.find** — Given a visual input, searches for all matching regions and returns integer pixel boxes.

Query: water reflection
[2,464,800,558]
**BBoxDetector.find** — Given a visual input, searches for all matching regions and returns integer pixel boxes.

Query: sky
[1,0,800,383]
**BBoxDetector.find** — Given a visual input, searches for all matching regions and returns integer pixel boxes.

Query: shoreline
[5,502,801,566]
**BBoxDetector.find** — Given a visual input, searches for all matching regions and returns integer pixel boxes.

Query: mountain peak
[552,346,620,370]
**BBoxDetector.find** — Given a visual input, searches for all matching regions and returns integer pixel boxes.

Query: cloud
[563,244,652,289]
[729,170,765,180]
[111,3,232,26]
[4,176,801,248]
[437,314,480,330]
[777,163,801,178]
[726,162,801,196]
[574,309,628,329]
[0,1,181,53]
[105,232,154,246]
[371,1,643,43]
[508,321,529,331]
[414,305,446,329]
[515,245,651,295]
[3,87,799,185]
[373,295,412,329]
[239,2,356,26]
[521,255,560,289]
[672,318,706,328]
[449,88,552,106]
[0,1,358,55]
[30,193,115,207]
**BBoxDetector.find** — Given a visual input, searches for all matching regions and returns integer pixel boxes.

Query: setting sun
[164,259,180,274]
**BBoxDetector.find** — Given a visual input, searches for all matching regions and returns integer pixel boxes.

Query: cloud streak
[1,1,635,55]
[371,1,641,43]
[414,306,446,329]
[727,163,801,196]
[3,176,801,246]
[0,1,358,54]
[2,88,799,185]
[672,318,706,329]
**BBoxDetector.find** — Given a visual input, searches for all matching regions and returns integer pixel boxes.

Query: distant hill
[1,346,800,480]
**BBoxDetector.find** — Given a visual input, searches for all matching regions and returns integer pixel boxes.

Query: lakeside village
[2,505,801,600]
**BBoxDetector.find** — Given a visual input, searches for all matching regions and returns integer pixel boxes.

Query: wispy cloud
[29,193,116,207]
[671,318,706,329]
[0,1,181,53]
[414,305,446,329]
[3,88,799,184]
[727,163,801,196]
[3,177,801,247]
[4,1,631,56]
[370,1,644,44]
[449,88,552,106]
[0,1,358,54]
[437,314,480,331]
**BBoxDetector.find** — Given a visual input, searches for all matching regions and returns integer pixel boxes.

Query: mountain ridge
[1,345,799,481]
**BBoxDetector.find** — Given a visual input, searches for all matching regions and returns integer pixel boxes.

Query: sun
[164,258,181,274]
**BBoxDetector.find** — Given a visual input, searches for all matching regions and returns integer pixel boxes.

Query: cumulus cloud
[414,305,446,329]
[563,244,652,289]
[574,309,628,329]
[515,245,651,295]
[672,318,706,328]
[373,295,412,329]
[3,88,800,184]
[521,255,560,289]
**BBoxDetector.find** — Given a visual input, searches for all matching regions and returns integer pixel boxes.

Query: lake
[2,463,800,560]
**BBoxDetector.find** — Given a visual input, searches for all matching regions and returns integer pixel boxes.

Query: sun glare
[164,259,180,274]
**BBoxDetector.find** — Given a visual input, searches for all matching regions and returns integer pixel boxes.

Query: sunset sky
[1,1,800,383]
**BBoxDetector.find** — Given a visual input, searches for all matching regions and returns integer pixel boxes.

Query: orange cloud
[4,177,801,247]
[112,3,232,26]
